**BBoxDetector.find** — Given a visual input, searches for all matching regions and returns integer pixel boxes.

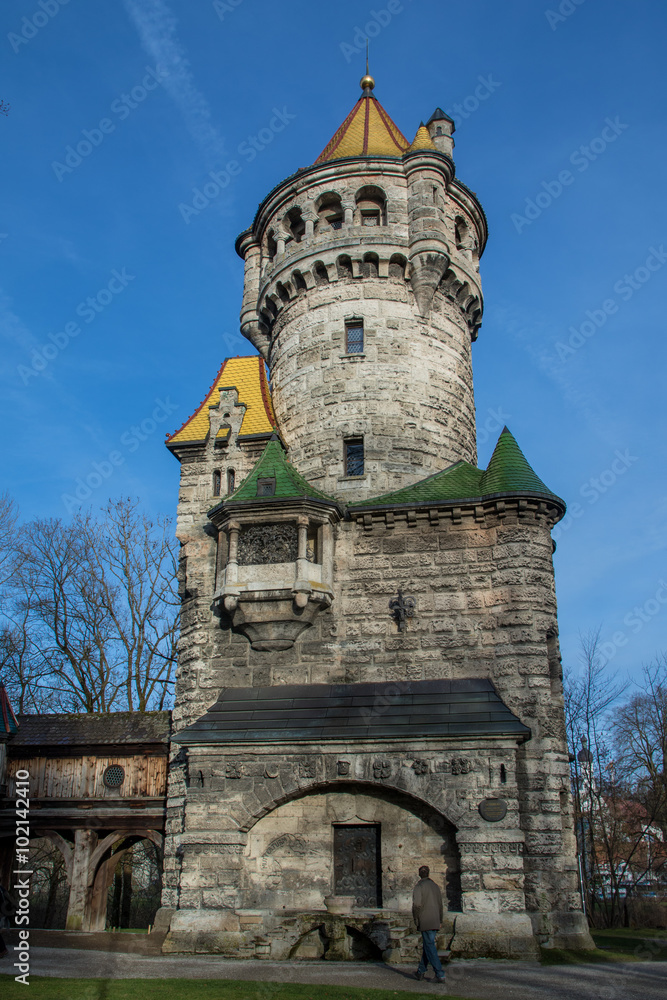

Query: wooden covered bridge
[0,685,170,931]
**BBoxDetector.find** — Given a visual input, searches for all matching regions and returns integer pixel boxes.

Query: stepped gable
[166,355,275,448]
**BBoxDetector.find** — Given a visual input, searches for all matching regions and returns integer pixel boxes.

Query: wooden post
[65,829,97,931]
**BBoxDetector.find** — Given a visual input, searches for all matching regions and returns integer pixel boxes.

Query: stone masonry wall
[268,279,477,501]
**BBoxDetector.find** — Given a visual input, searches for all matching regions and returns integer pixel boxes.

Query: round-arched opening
[361,253,379,279]
[242,783,461,914]
[284,206,306,243]
[336,255,353,279]
[313,262,329,285]
[388,254,407,279]
[316,192,343,231]
[355,185,386,226]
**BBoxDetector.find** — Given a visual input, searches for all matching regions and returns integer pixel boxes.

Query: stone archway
[240,781,461,916]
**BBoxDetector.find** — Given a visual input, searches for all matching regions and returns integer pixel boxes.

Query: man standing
[412,865,445,983]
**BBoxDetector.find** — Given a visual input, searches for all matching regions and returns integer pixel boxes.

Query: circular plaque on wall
[478,798,508,822]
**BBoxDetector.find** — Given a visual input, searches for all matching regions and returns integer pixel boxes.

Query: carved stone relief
[238,523,297,565]
[373,760,391,780]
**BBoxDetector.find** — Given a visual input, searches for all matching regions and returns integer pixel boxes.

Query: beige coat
[412,877,443,931]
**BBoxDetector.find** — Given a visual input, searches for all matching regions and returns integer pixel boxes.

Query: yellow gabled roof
[167,356,276,446]
[408,123,437,152]
[315,92,409,164]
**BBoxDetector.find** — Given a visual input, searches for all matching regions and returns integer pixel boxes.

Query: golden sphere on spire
[360,74,375,92]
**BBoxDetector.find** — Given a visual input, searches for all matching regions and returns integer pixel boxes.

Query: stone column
[304,213,317,239]
[296,517,309,581]
[225,521,240,585]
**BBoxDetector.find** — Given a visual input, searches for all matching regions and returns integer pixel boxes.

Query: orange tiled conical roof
[315,78,409,164]
[167,356,276,446]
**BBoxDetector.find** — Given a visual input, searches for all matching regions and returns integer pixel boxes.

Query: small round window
[103,764,125,788]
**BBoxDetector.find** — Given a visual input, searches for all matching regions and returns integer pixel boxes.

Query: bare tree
[2,498,179,713]
[614,657,667,865]
[565,629,628,924]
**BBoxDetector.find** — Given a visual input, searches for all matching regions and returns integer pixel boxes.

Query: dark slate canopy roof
[9,711,171,755]
[173,679,530,745]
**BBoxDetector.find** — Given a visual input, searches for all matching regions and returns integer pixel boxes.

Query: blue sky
[1,0,666,686]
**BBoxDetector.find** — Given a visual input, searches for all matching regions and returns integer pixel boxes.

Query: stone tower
[160,75,594,961]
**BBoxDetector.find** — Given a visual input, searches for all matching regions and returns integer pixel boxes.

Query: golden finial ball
[360,74,375,91]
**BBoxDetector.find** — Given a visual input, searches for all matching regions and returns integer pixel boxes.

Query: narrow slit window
[227,469,235,495]
[344,438,364,477]
[212,470,221,496]
[345,321,364,354]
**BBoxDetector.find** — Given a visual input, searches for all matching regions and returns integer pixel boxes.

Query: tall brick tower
[160,74,593,961]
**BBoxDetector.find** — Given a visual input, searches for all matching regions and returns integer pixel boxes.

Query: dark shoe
[435,975,446,983]
[414,970,424,980]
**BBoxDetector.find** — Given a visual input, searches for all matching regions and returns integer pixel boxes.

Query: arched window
[388,254,407,279]
[316,192,343,230]
[313,262,329,285]
[227,469,236,495]
[284,207,305,242]
[355,185,386,226]
[361,253,379,278]
[213,470,222,496]
[336,255,353,279]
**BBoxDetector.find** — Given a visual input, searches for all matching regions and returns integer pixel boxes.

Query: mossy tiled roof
[350,428,563,509]
[215,439,338,509]
[167,356,276,446]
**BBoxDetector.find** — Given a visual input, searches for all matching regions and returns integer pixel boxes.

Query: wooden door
[333,824,381,907]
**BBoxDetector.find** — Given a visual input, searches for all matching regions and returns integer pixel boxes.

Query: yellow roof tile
[408,124,437,151]
[315,94,408,164]
[167,356,276,446]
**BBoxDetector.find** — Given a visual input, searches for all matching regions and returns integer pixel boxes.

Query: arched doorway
[242,782,461,914]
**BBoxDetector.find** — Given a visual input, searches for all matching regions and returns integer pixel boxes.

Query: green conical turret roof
[349,427,563,509]
[211,438,338,511]
[480,427,560,499]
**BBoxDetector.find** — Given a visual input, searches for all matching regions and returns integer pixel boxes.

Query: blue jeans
[418,928,444,977]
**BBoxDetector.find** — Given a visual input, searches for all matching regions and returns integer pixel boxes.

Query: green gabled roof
[212,438,338,510]
[350,427,563,509]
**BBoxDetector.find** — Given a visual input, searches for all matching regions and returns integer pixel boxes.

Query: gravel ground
[1,948,666,999]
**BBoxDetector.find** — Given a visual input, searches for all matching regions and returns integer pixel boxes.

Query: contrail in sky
[123,0,227,169]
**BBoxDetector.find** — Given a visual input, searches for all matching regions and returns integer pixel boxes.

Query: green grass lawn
[540,927,667,965]
[0,978,474,1000]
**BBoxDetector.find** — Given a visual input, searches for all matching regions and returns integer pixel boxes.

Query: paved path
[1,948,666,999]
